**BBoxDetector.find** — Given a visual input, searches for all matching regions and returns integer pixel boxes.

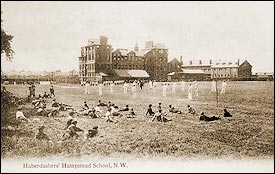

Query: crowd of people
[8,79,232,143]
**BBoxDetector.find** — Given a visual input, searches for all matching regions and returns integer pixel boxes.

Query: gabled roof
[167,72,175,76]
[135,49,151,57]
[239,60,252,67]
[168,58,180,64]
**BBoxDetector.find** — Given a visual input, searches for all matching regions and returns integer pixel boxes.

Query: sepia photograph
[1,1,274,173]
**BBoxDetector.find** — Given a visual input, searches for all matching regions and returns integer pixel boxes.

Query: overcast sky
[1,1,274,73]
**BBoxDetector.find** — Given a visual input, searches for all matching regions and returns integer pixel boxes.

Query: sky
[1,1,274,73]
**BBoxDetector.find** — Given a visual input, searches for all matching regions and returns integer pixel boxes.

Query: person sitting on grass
[51,99,59,107]
[105,108,118,123]
[119,105,129,112]
[16,106,31,122]
[37,103,49,116]
[151,109,172,122]
[145,104,155,116]
[169,105,183,114]
[36,125,51,141]
[199,112,220,121]
[43,92,50,98]
[86,126,98,139]
[223,108,232,117]
[158,102,162,110]
[127,108,136,118]
[111,105,123,116]
[82,101,89,110]
[62,119,84,141]
[88,108,100,118]
[187,105,196,115]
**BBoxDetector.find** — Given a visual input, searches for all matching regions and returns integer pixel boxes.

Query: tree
[1,11,14,61]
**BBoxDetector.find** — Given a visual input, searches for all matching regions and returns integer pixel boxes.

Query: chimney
[237,59,240,66]
[209,59,212,64]
[180,56,183,64]
[199,60,202,65]
[189,60,192,65]
[100,36,108,45]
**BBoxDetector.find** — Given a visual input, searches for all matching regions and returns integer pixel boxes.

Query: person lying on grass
[199,112,220,121]
[119,105,129,111]
[98,100,107,106]
[169,105,183,114]
[62,119,84,141]
[223,108,232,117]
[151,109,172,122]
[145,104,155,116]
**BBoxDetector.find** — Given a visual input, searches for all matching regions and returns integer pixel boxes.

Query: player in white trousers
[162,84,167,97]
[188,83,193,101]
[123,82,128,94]
[211,80,216,92]
[221,80,227,94]
[110,82,114,94]
[172,82,176,94]
[98,83,103,96]
[85,81,90,94]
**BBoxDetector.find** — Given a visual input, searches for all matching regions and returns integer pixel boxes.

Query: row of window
[212,74,237,78]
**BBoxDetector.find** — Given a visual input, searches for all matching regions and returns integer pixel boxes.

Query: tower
[134,41,139,52]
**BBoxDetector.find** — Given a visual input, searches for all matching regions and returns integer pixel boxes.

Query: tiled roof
[180,69,205,74]
[135,49,151,57]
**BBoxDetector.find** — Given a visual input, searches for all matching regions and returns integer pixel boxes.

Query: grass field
[1,81,274,160]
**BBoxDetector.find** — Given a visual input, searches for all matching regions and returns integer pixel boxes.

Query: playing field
[2,81,274,159]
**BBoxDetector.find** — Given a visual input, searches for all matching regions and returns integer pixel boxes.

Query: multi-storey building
[182,59,213,79]
[79,37,169,81]
[79,36,112,82]
[143,41,168,81]
[112,49,144,70]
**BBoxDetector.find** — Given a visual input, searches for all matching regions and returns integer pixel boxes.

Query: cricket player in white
[194,81,199,97]
[162,84,167,97]
[221,80,227,94]
[110,82,114,94]
[98,83,103,96]
[172,82,176,94]
[211,80,216,92]
[132,83,137,98]
[132,80,137,92]
[149,80,153,89]
[188,83,193,101]
[85,81,90,94]
[123,82,128,94]
[181,81,185,91]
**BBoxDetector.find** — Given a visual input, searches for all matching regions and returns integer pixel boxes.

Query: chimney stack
[237,59,240,66]
[199,60,202,65]
[210,59,212,64]
[180,56,183,64]
[189,60,192,65]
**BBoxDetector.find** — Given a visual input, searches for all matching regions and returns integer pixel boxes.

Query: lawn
[1,81,274,159]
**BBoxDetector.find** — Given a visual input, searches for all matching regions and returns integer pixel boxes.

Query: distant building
[79,38,168,82]
[168,56,183,74]
[181,59,252,79]
[167,69,205,81]
[182,59,213,79]
[79,36,112,82]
